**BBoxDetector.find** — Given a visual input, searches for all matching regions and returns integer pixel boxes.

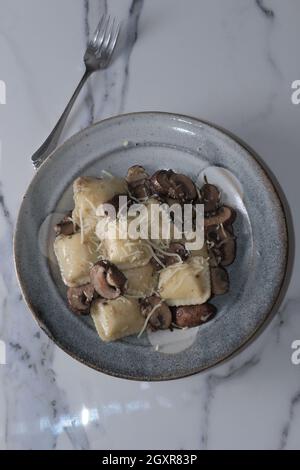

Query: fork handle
[31,69,92,169]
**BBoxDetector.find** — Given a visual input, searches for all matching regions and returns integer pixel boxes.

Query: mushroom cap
[150,170,172,196]
[175,303,217,328]
[126,165,152,200]
[105,193,129,217]
[206,224,236,267]
[165,242,189,266]
[130,180,152,200]
[150,170,197,202]
[67,284,95,315]
[140,295,172,330]
[201,183,221,213]
[207,248,222,267]
[54,212,78,236]
[90,260,127,300]
[204,206,236,227]
[169,173,197,202]
[219,238,236,267]
[210,267,229,295]
[126,165,149,183]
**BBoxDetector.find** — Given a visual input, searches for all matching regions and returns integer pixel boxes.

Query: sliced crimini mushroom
[209,224,236,264]
[206,226,219,244]
[207,246,222,267]
[165,197,179,206]
[200,183,221,213]
[210,267,229,295]
[175,303,217,328]
[168,173,197,202]
[206,224,236,267]
[54,212,78,236]
[126,165,152,199]
[67,284,96,315]
[204,206,236,228]
[150,256,164,270]
[131,181,152,200]
[151,170,197,202]
[205,224,235,245]
[165,242,189,266]
[90,260,127,299]
[150,170,172,196]
[206,224,232,244]
[126,165,149,184]
[140,295,172,330]
[206,225,222,267]
[225,224,234,235]
[105,193,129,216]
[219,237,236,266]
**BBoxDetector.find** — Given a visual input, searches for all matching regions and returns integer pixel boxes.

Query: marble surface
[0,0,299,450]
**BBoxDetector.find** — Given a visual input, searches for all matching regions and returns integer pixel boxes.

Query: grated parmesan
[145,239,183,264]
[79,208,85,244]
[137,302,163,338]
[83,197,98,213]
[101,170,115,179]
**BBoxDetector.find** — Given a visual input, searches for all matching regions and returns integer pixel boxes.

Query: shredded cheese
[127,189,142,204]
[137,302,163,338]
[87,245,94,255]
[83,197,98,213]
[124,293,144,299]
[101,170,115,179]
[140,241,165,268]
[171,322,188,330]
[206,240,215,249]
[219,222,227,238]
[146,239,183,264]
[79,208,85,244]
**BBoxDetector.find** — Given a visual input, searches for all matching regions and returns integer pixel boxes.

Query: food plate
[14,112,289,380]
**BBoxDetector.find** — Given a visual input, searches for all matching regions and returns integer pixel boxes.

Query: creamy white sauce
[38,213,63,264]
[147,327,199,354]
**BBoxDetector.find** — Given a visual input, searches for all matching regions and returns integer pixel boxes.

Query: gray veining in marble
[119,0,144,113]
[255,0,275,19]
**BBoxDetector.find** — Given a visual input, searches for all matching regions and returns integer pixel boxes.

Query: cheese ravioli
[158,256,211,306]
[72,176,127,235]
[54,232,98,287]
[123,263,158,297]
[91,297,144,342]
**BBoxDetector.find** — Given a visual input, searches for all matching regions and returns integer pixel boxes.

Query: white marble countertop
[0,0,300,450]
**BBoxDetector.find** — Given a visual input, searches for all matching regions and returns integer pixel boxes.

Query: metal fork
[31,14,121,170]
